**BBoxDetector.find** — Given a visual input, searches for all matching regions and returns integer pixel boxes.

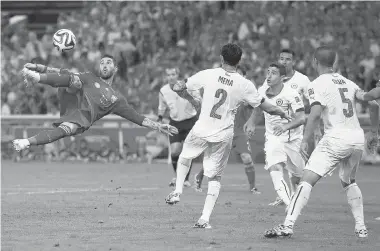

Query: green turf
[2,161,380,251]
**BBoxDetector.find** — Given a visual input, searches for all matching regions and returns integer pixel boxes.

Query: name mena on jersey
[53,29,76,52]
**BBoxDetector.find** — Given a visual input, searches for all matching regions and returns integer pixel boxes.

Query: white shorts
[305,136,364,184]
[264,137,304,177]
[180,130,233,178]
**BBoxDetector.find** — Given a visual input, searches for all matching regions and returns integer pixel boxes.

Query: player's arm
[113,97,178,136]
[22,68,82,89]
[157,92,168,122]
[178,89,202,113]
[24,63,72,74]
[274,95,306,136]
[258,100,291,120]
[356,87,380,101]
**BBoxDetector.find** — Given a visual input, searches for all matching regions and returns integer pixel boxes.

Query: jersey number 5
[210,89,228,119]
[338,88,354,118]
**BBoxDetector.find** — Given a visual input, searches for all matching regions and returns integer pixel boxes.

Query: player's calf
[13,122,78,152]
[268,164,291,206]
[241,153,259,193]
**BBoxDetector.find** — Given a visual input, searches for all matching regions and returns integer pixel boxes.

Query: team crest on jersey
[94,82,100,88]
[291,83,298,89]
[308,88,314,96]
[276,99,283,106]
[295,96,301,103]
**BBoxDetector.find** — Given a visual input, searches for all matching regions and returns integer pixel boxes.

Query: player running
[246,49,314,206]
[249,63,306,208]
[264,46,380,238]
[193,66,260,194]
[164,43,291,229]
[13,55,178,151]
[158,67,199,187]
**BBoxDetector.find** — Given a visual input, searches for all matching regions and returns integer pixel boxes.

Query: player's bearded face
[99,58,116,80]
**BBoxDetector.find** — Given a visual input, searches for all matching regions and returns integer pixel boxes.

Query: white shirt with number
[307,73,364,144]
[258,84,305,142]
[262,71,311,101]
[186,68,264,142]
[158,84,197,122]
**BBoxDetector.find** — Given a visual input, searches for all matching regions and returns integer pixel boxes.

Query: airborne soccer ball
[53,29,76,52]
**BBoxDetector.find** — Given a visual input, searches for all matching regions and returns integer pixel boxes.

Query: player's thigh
[203,139,233,178]
[264,137,287,171]
[179,130,207,160]
[284,138,305,178]
[339,148,363,185]
[305,137,354,178]
[170,142,183,156]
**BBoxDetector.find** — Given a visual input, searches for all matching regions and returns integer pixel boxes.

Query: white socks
[270,171,291,206]
[200,180,221,222]
[174,160,190,194]
[284,181,312,226]
[345,183,365,229]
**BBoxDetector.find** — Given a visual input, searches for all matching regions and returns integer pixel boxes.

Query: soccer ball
[53,29,76,52]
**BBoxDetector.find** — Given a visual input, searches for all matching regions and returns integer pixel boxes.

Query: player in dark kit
[13,55,178,151]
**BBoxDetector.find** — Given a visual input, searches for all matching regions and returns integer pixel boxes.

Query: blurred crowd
[2,1,380,116]
[1,1,380,164]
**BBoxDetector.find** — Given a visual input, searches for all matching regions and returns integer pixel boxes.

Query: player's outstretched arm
[259,100,291,120]
[356,87,380,102]
[24,63,71,74]
[366,100,380,154]
[22,68,82,89]
[245,107,262,138]
[113,98,178,136]
[273,110,306,136]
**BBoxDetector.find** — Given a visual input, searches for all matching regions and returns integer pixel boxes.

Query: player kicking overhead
[13,55,178,151]
[158,67,199,187]
[264,46,380,238]
[165,43,291,229]
[249,63,306,208]
[247,49,313,206]
[193,66,261,194]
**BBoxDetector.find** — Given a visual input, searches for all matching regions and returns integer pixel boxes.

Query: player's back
[309,73,364,143]
[187,68,263,142]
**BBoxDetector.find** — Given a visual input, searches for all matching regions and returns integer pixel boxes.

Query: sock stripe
[281,179,290,199]
[290,185,303,215]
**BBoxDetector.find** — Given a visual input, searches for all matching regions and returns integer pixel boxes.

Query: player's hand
[365,131,379,155]
[21,68,40,87]
[244,123,256,138]
[171,80,187,92]
[157,123,179,136]
[281,113,292,121]
[273,125,286,136]
[300,140,310,162]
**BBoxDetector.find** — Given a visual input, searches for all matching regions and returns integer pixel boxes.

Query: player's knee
[240,153,253,165]
[59,122,78,136]
[268,163,283,172]
[340,178,355,188]
[170,142,183,157]
[209,175,222,182]
[178,156,191,167]
[300,169,321,187]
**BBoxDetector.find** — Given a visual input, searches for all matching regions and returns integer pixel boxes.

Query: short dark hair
[221,43,242,66]
[268,63,286,76]
[314,46,336,67]
[280,49,296,58]
[101,54,116,64]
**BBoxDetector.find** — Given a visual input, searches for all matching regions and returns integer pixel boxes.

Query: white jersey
[262,71,310,101]
[186,68,264,142]
[158,84,197,121]
[307,73,364,144]
[258,84,305,142]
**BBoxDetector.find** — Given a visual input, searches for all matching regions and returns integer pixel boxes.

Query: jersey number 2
[210,89,228,119]
[338,88,354,118]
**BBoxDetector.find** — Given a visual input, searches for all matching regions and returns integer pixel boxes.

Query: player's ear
[114,66,118,74]
[220,55,224,65]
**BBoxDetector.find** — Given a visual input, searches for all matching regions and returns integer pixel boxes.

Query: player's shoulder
[160,84,171,93]
[294,71,310,83]
[283,83,301,96]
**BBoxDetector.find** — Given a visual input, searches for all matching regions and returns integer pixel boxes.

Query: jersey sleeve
[112,96,145,126]
[307,81,326,107]
[242,81,265,108]
[289,90,305,112]
[185,71,206,91]
[158,91,168,116]
[300,76,311,100]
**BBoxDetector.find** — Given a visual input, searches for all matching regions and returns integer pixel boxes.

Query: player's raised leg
[194,140,232,229]
[13,122,78,151]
